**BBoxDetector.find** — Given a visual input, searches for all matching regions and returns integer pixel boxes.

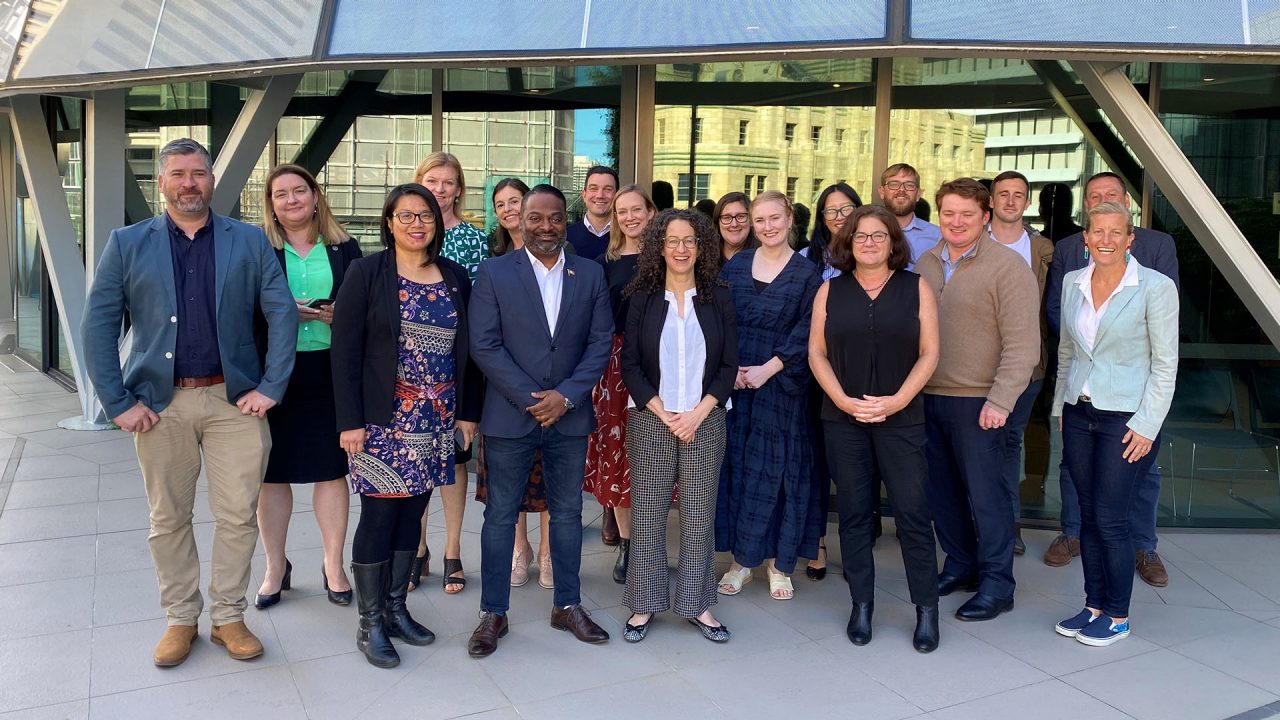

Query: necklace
[856,270,892,295]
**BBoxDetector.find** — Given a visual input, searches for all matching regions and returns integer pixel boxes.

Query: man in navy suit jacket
[466,184,614,657]
[82,139,296,667]
[1042,172,1180,589]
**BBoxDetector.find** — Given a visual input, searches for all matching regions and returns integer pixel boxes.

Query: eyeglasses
[853,231,890,244]
[664,237,697,249]
[883,180,919,191]
[393,211,435,225]
[718,213,749,225]
[821,204,856,220]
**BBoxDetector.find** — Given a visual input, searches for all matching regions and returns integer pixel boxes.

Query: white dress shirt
[1074,257,1140,398]
[656,288,707,413]
[525,247,565,334]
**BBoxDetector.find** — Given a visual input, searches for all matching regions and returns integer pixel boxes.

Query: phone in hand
[454,427,471,452]
[306,298,334,309]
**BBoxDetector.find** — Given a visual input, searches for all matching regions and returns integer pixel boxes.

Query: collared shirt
[658,288,707,413]
[799,246,842,281]
[167,212,222,379]
[988,224,1032,268]
[284,240,334,351]
[526,247,566,334]
[583,216,611,237]
[940,242,978,283]
[1074,256,1141,397]
[903,215,942,271]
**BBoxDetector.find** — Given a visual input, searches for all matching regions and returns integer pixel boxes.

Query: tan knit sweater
[916,236,1041,415]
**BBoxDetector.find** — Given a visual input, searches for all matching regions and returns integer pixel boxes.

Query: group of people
[81,138,1179,671]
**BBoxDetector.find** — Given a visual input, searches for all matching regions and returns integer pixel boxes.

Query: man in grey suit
[82,138,297,667]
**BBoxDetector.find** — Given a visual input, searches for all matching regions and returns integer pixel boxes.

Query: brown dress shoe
[601,510,620,546]
[1043,534,1080,567]
[468,611,509,658]
[154,624,198,667]
[1136,549,1169,587]
[210,621,264,660]
[550,604,610,644]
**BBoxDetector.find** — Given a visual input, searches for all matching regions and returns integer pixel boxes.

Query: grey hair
[158,138,213,175]
[1084,201,1133,235]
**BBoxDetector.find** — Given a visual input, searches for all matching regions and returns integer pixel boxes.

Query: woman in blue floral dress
[332,183,481,668]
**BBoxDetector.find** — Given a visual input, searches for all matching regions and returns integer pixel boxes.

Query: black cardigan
[619,284,738,411]
[330,250,483,431]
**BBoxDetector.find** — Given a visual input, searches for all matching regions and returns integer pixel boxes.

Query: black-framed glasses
[853,231,890,244]
[883,180,919,191]
[718,213,749,225]
[393,211,435,225]
[663,237,697,249]
[821,204,856,220]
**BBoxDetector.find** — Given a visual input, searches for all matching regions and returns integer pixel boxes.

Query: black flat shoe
[688,617,731,643]
[623,615,650,643]
[408,546,429,592]
[955,593,1014,622]
[254,559,292,610]
[937,573,980,597]
[913,605,940,653]
[322,563,353,606]
[806,541,827,581]
[846,601,874,646]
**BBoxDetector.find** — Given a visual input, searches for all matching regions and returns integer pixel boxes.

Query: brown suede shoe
[550,604,610,644]
[601,510,620,546]
[1136,549,1169,588]
[1043,534,1080,567]
[153,624,198,667]
[210,621,264,660]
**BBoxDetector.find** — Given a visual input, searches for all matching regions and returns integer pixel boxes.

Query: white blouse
[1073,257,1140,398]
[657,287,707,413]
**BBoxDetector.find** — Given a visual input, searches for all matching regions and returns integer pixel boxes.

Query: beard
[886,194,916,217]
[167,193,209,214]
[526,233,567,258]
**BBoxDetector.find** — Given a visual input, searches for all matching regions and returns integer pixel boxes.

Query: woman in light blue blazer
[1051,201,1178,647]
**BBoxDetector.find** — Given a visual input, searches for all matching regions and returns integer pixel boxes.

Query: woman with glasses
[619,209,738,643]
[809,205,941,652]
[585,184,657,584]
[797,183,863,581]
[716,190,823,602]
[713,192,758,263]
[331,184,482,668]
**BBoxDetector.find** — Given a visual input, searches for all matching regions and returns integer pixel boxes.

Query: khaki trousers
[135,385,270,626]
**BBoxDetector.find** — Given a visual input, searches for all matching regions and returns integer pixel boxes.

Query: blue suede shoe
[1054,609,1100,638]
[1076,615,1130,646]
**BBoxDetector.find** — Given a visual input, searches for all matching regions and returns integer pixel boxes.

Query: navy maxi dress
[716,249,824,573]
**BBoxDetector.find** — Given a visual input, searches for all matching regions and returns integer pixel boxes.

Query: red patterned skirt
[584,334,631,508]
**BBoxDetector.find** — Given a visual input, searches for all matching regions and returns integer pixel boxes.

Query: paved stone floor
[2,358,1280,720]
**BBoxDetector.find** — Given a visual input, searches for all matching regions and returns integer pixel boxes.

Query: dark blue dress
[716,250,823,572]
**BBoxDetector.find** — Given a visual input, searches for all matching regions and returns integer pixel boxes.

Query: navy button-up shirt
[167,213,222,380]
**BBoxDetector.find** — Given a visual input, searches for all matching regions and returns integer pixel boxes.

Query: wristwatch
[563,396,576,412]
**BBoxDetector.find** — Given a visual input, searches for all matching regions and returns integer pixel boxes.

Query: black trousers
[351,491,432,564]
[825,420,938,607]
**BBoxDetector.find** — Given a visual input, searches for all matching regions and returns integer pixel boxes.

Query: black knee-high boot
[386,550,436,645]
[352,561,400,668]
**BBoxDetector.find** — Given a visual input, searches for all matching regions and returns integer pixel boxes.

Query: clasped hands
[837,394,905,424]
[647,397,709,443]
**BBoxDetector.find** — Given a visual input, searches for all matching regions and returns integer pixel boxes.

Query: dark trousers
[826,420,938,607]
[352,492,433,564]
[1059,457,1161,551]
[1062,401,1154,618]
[1003,379,1043,523]
[924,394,1016,599]
[480,425,589,613]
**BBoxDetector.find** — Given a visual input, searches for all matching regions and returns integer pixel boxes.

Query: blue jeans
[1003,379,1043,524]
[1059,442,1161,551]
[924,395,1016,599]
[480,426,589,614]
[1062,402,1156,618]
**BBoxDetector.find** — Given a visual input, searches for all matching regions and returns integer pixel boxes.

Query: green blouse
[284,241,334,351]
[442,221,488,281]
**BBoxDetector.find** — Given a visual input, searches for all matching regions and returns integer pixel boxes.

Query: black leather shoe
[612,539,630,584]
[955,593,1014,621]
[846,601,874,646]
[468,612,509,658]
[385,550,435,646]
[322,563,353,606]
[551,604,610,643]
[255,559,292,609]
[913,605,940,653]
[937,573,979,597]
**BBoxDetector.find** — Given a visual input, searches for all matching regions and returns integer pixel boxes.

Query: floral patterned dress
[442,221,488,281]
[348,277,458,497]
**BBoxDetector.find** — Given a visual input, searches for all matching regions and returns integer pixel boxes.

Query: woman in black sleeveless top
[809,205,942,653]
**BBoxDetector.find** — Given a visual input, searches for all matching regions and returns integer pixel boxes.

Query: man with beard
[82,138,297,666]
[878,163,941,269]
[566,165,617,261]
[467,184,615,657]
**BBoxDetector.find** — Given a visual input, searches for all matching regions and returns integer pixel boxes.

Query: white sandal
[717,566,752,595]
[766,566,794,601]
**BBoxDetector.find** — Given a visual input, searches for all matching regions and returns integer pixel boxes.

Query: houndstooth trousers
[622,406,727,618]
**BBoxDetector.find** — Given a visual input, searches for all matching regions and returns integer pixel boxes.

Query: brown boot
[1136,549,1169,587]
[153,624,198,667]
[601,509,620,546]
[210,621,264,660]
[1043,534,1080,567]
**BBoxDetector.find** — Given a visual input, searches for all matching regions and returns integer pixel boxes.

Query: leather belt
[176,374,224,389]
[1078,394,1092,403]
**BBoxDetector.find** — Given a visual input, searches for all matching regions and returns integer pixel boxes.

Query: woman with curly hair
[618,209,738,643]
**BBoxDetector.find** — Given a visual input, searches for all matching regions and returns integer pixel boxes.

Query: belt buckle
[1079,394,1091,403]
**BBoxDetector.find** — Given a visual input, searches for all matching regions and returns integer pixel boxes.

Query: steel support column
[871,57,892,198]
[293,70,386,176]
[618,65,654,188]
[85,90,126,287]
[1071,60,1280,348]
[431,69,444,154]
[210,74,302,215]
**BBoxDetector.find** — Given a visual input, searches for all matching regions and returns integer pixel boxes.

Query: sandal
[806,540,828,581]
[442,558,466,594]
[767,566,794,601]
[407,546,429,592]
[717,566,752,596]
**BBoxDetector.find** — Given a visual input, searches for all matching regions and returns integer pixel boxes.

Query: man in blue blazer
[82,138,297,667]
[466,184,614,657]
[1043,172,1180,588]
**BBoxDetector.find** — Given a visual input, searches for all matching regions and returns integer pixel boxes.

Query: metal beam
[871,57,892,199]
[1070,60,1280,349]
[618,65,654,187]
[431,69,444,154]
[85,90,126,287]
[292,70,386,176]
[124,166,153,225]
[211,74,302,216]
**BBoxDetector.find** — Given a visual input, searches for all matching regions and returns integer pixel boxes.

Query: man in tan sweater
[915,178,1040,622]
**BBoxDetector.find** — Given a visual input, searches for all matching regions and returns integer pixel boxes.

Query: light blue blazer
[82,213,297,419]
[1052,260,1179,440]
